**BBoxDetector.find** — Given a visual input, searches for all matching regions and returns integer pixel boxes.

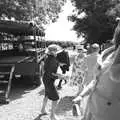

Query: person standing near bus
[41,44,66,120]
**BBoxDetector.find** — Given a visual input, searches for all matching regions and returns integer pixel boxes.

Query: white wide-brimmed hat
[45,44,62,54]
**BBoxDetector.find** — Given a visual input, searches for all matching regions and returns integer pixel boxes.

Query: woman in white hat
[41,44,66,120]
[72,43,100,117]
[70,45,88,96]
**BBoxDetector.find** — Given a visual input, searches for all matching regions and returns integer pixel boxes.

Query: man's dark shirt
[56,50,70,74]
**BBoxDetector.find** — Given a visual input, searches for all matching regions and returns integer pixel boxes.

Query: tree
[69,0,120,45]
[0,0,66,27]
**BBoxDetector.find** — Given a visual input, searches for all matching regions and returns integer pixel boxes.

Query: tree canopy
[0,0,66,28]
[69,0,120,45]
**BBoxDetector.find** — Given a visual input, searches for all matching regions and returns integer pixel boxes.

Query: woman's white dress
[70,52,88,88]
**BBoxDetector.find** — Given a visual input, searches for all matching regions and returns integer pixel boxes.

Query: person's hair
[87,43,99,54]
[91,43,99,52]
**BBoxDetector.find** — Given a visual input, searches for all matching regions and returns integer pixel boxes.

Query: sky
[45,0,83,42]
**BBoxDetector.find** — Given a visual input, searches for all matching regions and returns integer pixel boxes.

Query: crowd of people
[40,20,120,120]
[72,19,120,120]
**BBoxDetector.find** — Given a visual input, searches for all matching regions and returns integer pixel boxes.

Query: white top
[83,52,99,85]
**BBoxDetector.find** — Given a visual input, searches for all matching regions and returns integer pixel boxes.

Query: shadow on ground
[8,77,40,102]
[55,96,75,115]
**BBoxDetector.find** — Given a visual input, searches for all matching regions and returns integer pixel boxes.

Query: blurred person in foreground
[73,18,120,120]
[40,44,67,120]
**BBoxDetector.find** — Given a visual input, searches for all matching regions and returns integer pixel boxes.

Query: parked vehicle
[0,20,45,103]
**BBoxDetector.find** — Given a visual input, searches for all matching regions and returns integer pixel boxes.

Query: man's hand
[64,75,69,80]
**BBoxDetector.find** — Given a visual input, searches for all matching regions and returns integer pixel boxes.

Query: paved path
[0,83,81,120]
[0,50,83,120]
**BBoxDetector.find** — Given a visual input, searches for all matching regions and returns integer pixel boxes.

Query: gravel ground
[0,50,83,120]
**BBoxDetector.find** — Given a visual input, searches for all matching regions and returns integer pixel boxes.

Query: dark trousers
[57,79,67,89]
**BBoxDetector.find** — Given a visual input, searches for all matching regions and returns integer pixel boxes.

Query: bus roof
[0,20,45,36]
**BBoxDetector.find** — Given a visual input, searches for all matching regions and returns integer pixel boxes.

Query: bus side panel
[14,62,39,75]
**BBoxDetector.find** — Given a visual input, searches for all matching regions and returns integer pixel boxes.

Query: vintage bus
[0,20,46,103]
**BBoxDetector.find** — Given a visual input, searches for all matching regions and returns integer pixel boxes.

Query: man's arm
[73,80,96,102]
